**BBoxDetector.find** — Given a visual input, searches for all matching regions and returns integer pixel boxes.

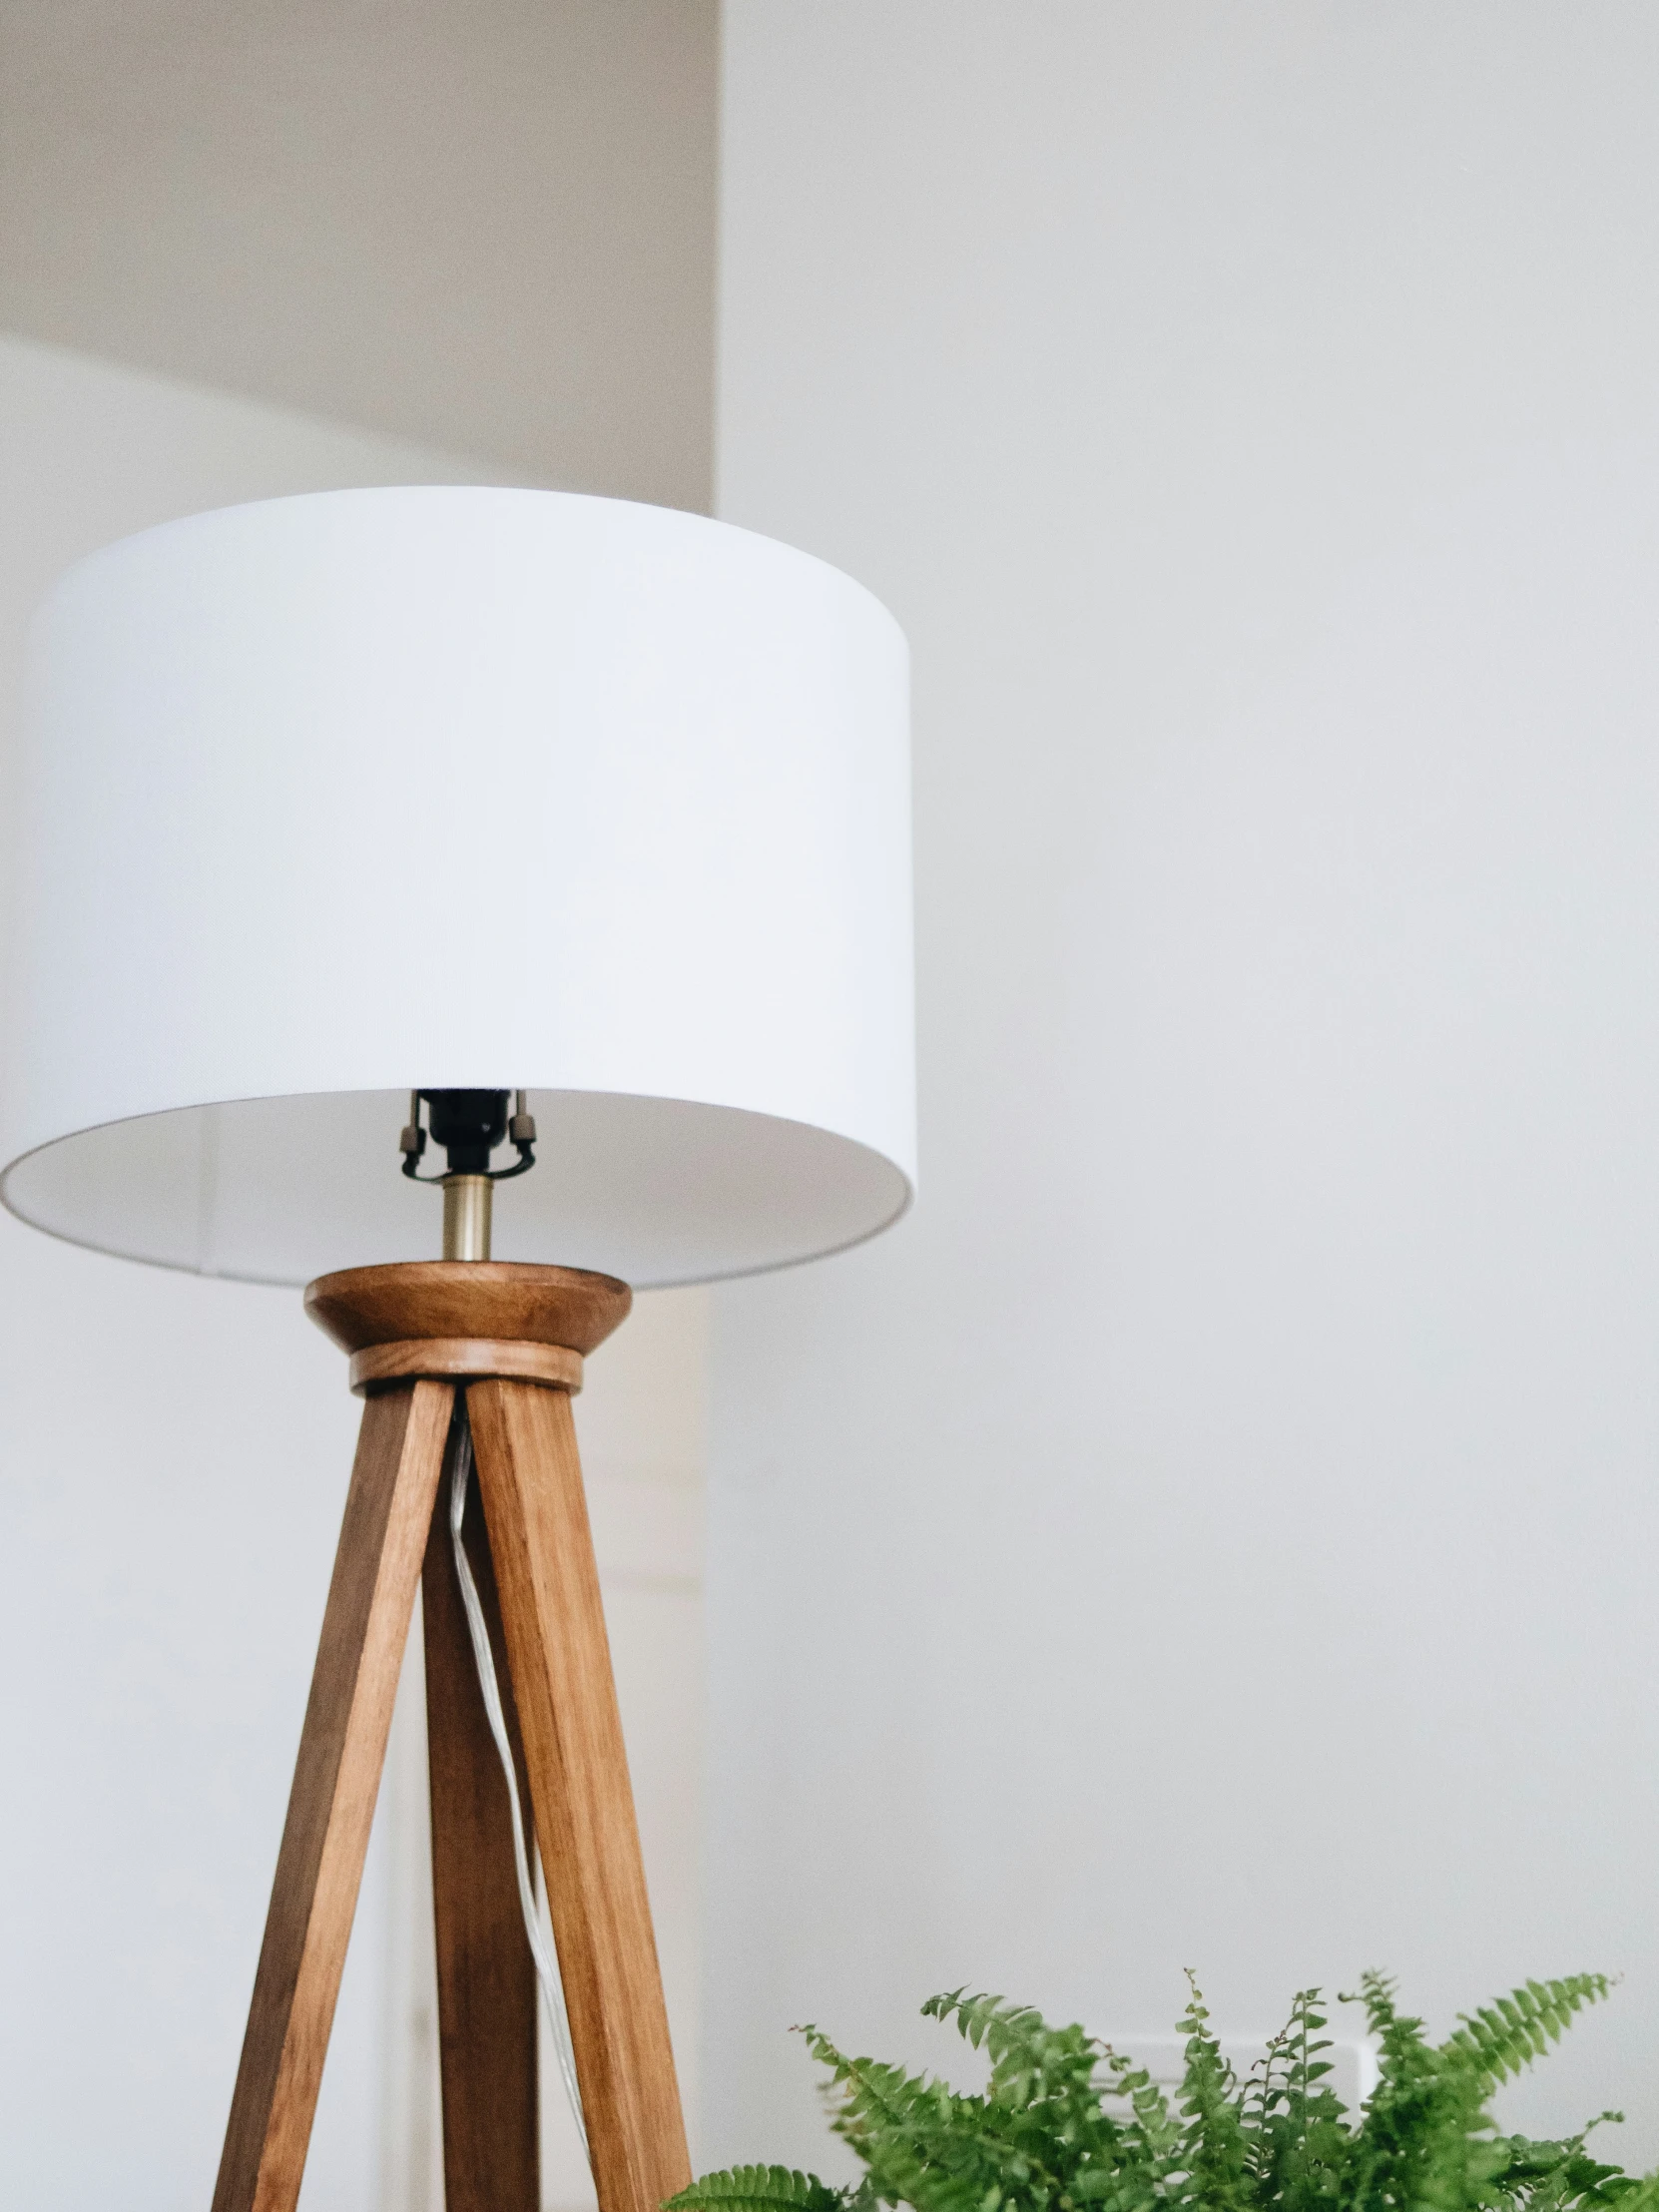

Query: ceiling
[0,0,718,507]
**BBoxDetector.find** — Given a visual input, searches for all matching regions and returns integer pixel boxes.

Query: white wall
[0,336,710,2210]
[709,0,1659,2180]
[0,1,718,507]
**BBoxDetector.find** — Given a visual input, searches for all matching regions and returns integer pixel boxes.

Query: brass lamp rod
[442,1174,493,1261]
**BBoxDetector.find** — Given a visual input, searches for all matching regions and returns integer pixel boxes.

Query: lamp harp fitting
[400,1090,537,1261]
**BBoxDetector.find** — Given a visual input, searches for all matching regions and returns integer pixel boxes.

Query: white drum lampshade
[1,486,914,1288]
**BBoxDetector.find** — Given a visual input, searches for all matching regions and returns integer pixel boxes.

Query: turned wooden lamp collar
[1,488,914,2212]
[312,1087,634,1399]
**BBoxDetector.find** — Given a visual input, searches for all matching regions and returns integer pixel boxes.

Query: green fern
[667,2167,848,2212]
[1482,2119,1640,2212]
[800,2022,1024,2212]
[1172,1975,1253,2212]
[1443,1981,1616,2095]
[1249,1990,1352,2212]
[668,1971,1638,2212]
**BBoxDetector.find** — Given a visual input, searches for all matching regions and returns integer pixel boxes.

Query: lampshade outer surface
[2,488,914,1286]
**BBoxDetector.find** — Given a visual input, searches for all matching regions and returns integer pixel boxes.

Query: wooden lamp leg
[213,1379,453,2212]
[421,1411,540,2212]
[228,1263,681,2212]
[469,1375,692,2212]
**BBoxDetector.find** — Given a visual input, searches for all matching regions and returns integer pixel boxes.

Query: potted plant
[670,1972,1654,2212]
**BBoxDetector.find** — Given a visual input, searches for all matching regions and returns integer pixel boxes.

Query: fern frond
[922,1990,1102,2115]
[1485,2123,1642,2212]
[803,2024,934,2142]
[801,2024,1034,2212]
[1442,1977,1614,2092]
[1248,1989,1353,2212]
[666,2168,845,2212]
[1172,1973,1252,2212]
[1339,1971,1404,2047]
[1592,2170,1659,2212]
[1345,1979,1456,2212]
[1100,2047,1184,2187]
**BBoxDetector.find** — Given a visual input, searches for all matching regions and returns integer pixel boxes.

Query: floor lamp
[1,488,914,2212]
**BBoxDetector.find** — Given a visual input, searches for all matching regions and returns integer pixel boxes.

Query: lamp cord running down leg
[447,1413,591,2163]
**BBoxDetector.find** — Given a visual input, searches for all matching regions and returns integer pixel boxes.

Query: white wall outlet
[1103,2036,1381,2113]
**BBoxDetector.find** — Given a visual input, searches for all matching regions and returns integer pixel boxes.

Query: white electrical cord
[448,1417,591,2163]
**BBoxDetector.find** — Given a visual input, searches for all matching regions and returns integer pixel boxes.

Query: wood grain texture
[423,1419,540,2212]
[306,1261,632,1360]
[350,1336,584,1395]
[213,1380,453,2212]
[468,1376,691,2212]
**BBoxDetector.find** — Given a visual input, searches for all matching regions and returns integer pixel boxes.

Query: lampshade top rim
[41,482,911,662]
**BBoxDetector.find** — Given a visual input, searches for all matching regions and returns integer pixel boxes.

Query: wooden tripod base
[211,1262,690,2212]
